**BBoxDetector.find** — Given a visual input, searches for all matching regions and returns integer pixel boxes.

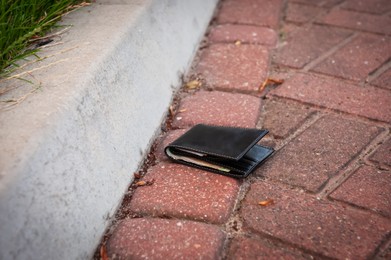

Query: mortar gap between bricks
[365,57,391,87]
[242,228,333,260]
[328,195,391,219]
[256,96,318,141]
[268,94,391,127]
[313,20,389,37]
[302,32,358,72]
[267,110,323,151]
[383,9,391,17]
[212,86,265,97]
[127,205,233,227]
[220,171,267,252]
[364,159,391,172]
[280,0,289,25]
[240,231,324,259]
[362,130,391,171]
[316,128,389,198]
[371,229,391,259]
[222,179,253,236]
[299,69,387,91]
[252,175,322,199]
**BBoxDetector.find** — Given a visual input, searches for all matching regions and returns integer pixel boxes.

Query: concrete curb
[0,0,218,259]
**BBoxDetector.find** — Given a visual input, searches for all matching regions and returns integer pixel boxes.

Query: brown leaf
[169,105,175,116]
[258,199,274,206]
[135,180,146,186]
[134,172,141,179]
[100,244,109,260]
[178,108,187,113]
[135,179,155,187]
[259,78,284,92]
[234,40,242,46]
[185,80,202,89]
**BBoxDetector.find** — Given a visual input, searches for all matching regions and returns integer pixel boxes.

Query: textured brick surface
[312,34,391,81]
[240,180,391,259]
[129,162,240,224]
[217,0,283,28]
[258,115,381,192]
[209,24,277,47]
[259,99,314,139]
[372,69,391,90]
[342,0,391,14]
[227,236,309,259]
[370,138,391,167]
[274,25,352,68]
[107,218,225,259]
[330,166,391,217]
[196,44,269,92]
[155,129,188,161]
[271,73,391,122]
[172,91,261,128]
[319,9,391,35]
[286,3,323,23]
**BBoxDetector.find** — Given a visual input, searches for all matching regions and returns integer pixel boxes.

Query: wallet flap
[167,124,268,160]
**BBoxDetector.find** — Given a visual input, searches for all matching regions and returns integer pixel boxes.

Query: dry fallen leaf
[135,179,155,187]
[100,244,109,260]
[259,78,284,92]
[169,105,175,117]
[178,108,187,113]
[185,80,202,89]
[134,172,141,179]
[235,40,242,46]
[258,199,274,206]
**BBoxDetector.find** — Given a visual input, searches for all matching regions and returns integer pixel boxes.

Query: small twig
[3,58,69,81]
[39,41,64,49]
[0,44,79,83]
[1,84,42,111]
[28,26,71,43]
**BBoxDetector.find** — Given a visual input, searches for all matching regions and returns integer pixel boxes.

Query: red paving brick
[312,34,391,81]
[260,99,314,139]
[217,0,283,29]
[129,162,240,224]
[370,138,391,167]
[372,68,391,90]
[330,166,391,217]
[227,236,309,259]
[271,72,391,123]
[274,25,352,68]
[107,218,225,259]
[285,3,324,24]
[240,180,391,259]
[155,128,188,161]
[319,9,391,35]
[196,44,269,92]
[208,24,277,47]
[342,0,391,14]
[257,115,381,192]
[172,91,261,128]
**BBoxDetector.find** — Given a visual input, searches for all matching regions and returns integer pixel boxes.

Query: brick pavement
[98,0,391,259]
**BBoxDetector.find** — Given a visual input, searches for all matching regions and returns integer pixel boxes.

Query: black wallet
[165,124,274,178]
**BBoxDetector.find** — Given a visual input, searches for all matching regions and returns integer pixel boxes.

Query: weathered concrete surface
[0,0,218,259]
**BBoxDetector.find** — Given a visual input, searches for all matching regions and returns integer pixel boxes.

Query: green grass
[0,0,85,77]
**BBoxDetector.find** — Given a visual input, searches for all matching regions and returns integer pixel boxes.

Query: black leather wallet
[165,124,274,178]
